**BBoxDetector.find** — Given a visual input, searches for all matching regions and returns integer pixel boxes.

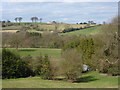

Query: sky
[1,2,118,24]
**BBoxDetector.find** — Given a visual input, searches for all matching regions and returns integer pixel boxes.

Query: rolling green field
[2,71,118,88]
[8,48,61,57]
[60,26,102,36]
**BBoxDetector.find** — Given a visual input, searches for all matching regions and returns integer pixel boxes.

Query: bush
[61,49,82,81]
[2,49,32,79]
[40,55,53,80]
[108,64,119,76]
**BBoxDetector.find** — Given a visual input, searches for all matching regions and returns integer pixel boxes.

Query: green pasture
[2,71,118,88]
[8,48,61,57]
[60,26,102,36]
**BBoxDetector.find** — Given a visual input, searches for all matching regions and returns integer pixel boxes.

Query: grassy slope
[60,26,102,36]
[9,48,61,57]
[2,71,118,88]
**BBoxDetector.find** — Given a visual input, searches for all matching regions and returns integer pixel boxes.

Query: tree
[15,17,18,22]
[18,17,22,22]
[34,17,38,22]
[39,18,42,23]
[91,21,94,24]
[31,17,38,23]
[103,21,106,25]
[31,17,34,22]
[61,49,82,81]
[88,21,91,24]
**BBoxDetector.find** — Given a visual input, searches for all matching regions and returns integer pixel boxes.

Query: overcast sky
[1,2,118,24]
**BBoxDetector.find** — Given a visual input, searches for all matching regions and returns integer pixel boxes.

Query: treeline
[2,31,79,49]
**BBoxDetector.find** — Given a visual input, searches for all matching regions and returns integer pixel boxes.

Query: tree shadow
[18,49,36,52]
[73,76,99,83]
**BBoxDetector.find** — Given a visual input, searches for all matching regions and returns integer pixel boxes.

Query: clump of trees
[15,17,23,23]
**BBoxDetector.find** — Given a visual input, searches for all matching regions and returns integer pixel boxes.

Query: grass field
[60,26,102,36]
[2,71,118,88]
[8,48,61,57]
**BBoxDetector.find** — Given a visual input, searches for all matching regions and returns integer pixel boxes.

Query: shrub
[61,49,82,81]
[40,55,53,80]
[2,49,32,79]
[108,64,119,76]
[33,56,43,76]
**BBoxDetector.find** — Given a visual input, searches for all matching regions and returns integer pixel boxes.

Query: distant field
[8,48,61,57]
[2,23,97,32]
[2,71,118,88]
[60,26,102,36]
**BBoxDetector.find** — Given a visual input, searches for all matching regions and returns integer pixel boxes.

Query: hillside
[60,26,102,36]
